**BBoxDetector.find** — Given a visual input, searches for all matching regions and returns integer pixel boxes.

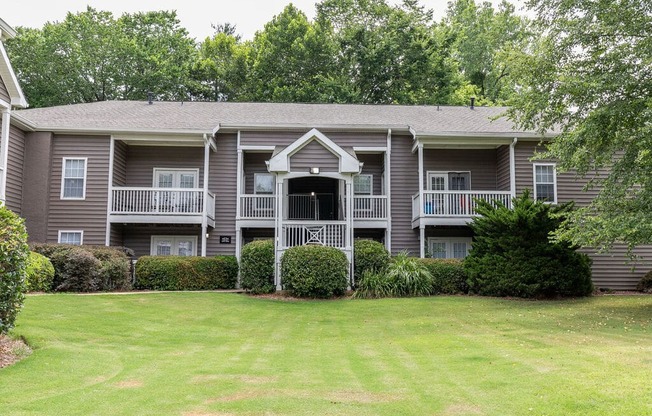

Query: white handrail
[415,190,512,217]
[111,187,205,215]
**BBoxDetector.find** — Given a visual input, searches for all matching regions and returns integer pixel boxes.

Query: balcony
[412,190,512,227]
[110,187,215,226]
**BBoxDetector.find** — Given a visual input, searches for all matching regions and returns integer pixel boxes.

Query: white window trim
[150,235,198,256]
[533,163,557,204]
[253,172,275,195]
[427,237,472,259]
[58,230,84,245]
[60,157,88,200]
[152,168,200,189]
[426,171,472,191]
[353,174,374,195]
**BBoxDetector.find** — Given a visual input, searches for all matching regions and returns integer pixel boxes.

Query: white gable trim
[268,128,361,173]
[0,42,27,108]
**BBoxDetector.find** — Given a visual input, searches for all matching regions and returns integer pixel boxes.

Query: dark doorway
[287,177,339,220]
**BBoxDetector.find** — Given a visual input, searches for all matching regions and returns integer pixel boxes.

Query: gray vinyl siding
[289,140,339,172]
[240,130,387,148]
[21,132,53,242]
[4,124,25,213]
[496,145,511,191]
[357,153,384,195]
[0,77,10,104]
[48,135,110,245]
[390,134,420,255]
[243,152,272,194]
[422,149,498,190]
[206,133,237,256]
[584,246,652,290]
[110,223,123,247]
[122,225,202,258]
[113,140,127,186]
[242,227,275,244]
[125,146,204,187]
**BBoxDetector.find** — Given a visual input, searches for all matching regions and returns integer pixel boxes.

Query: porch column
[236,131,242,220]
[385,129,392,253]
[105,137,115,246]
[417,143,424,218]
[275,175,284,290]
[235,226,242,288]
[509,138,518,198]
[0,108,10,206]
[201,137,210,257]
[419,225,426,258]
[345,177,354,289]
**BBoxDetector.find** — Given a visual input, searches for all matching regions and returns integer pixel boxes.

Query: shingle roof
[14,100,537,137]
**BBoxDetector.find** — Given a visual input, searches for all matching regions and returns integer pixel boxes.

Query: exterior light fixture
[205,233,210,239]
[310,167,320,174]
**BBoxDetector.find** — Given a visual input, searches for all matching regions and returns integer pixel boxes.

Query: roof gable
[0,41,27,108]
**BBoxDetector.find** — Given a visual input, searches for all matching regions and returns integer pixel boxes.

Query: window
[58,230,83,245]
[151,236,197,256]
[254,173,274,194]
[353,174,373,195]
[533,164,557,203]
[427,238,472,259]
[61,158,87,199]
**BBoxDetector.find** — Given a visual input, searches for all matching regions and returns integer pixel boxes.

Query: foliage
[352,270,394,299]
[507,0,652,253]
[135,256,238,291]
[24,252,55,292]
[0,206,29,334]
[353,239,390,286]
[385,252,434,297]
[30,244,133,292]
[281,245,349,298]
[420,258,468,294]
[465,191,594,298]
[636,271,652,294]
[240,240,276,294]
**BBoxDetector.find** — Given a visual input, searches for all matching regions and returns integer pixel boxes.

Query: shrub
[465,191,594,298]
[281,245,349,298]
[30,244,133,292]
[25,252,55,292]
[0,206,29,334]
[636,271,652,293]
[240,240,275,294]
[135,256,238,290]
[420,258,468,294]
[353,240,390,287]
[352,270,394,299]
[385,252,434,297]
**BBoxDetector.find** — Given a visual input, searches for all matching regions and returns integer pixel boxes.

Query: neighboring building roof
[14,100,546,138]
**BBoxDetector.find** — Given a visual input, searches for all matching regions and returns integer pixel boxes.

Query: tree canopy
[507,0,652,252]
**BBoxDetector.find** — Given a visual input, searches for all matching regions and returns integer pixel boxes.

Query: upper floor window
[427,171,471,191]
[154,169,198,189]
[533,163,557,203]
[354,174,373,195]
[61,158,87,199]
[254,173,274,194]
[58,230,83,245]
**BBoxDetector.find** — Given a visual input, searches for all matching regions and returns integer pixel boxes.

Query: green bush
[135,256,238,290]
[420,258,468,294]
[353,240,390,287]
[0,206,29,334]
[281,245,349,298]
[30,244,133,292]
[352,270,394,299]
[25,252,55,292]
[240,240,275,294]
[465,191,594,298]
[636,271,652,293]
[385,252,433,297]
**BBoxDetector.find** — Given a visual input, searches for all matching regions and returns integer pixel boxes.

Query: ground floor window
[427,237,472,259]
[58,230,83,245]
[150,236,197,256]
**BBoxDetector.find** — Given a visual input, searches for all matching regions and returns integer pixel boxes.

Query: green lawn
[2,294,652,415]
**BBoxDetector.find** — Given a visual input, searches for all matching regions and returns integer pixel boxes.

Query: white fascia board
[0,42,27,108]
[216,123,411,133]
[30,126,212,136]
[8,112,35,131]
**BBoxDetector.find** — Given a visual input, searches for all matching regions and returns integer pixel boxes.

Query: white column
[0,108,10,206]
[385,129,392,253]
[509,138,518,198]
[346,178,354,289]
[236,131,242,219]
[275,176,283,290]
[417,143,424,218]
[201,136,210,257]
[235,226,242,288]
[105,137,116,246]
[419,225,426,258]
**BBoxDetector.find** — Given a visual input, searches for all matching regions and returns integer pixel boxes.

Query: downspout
[385,128,392,253]
[0,107,11,206]
[201,134,210,257]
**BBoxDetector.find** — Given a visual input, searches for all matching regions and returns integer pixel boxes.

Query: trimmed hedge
[25,252,55,292]
[420,258,469,295]
[0,206,29,334]
[353,239,390,287]
[240,240,275,294]
[30,244,133,292]
[281,245,349,298]
[135,256,238,291]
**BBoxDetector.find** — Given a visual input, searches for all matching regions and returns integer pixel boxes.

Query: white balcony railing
[353,196,388,220]
[413,190,512,219]
[281,221,347,249]
[111,187,215,218]
[239,194,276,219]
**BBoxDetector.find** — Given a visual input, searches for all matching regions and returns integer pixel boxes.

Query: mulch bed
[0,335,31,369]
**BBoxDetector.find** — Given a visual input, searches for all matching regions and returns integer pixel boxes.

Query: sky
[2,0,527,42]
